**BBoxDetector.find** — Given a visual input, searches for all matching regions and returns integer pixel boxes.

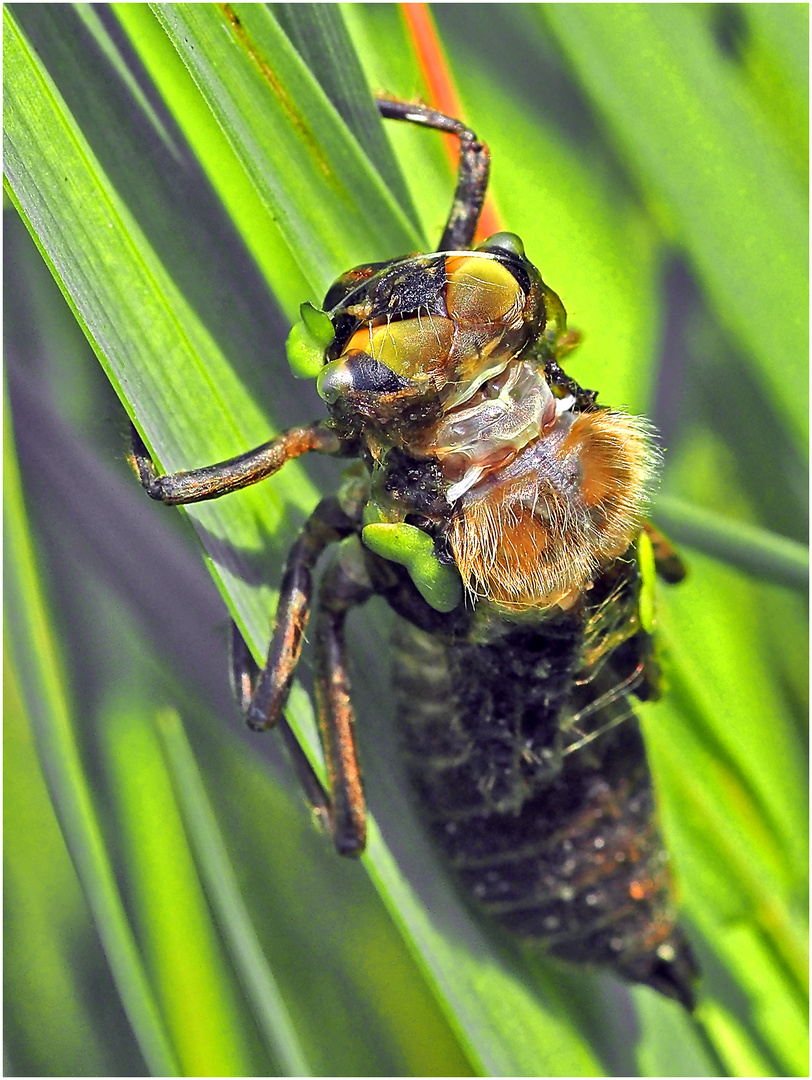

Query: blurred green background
[4,4,807,1076]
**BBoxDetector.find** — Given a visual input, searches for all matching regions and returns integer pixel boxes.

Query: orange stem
[400,3,502,240]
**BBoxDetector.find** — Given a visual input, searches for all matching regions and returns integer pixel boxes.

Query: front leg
[238,496,357,732]
[375,99,489,251]
[232,532,375,856]
[311,538,376,855]
[129,421,343,505]
[231,629,336,839]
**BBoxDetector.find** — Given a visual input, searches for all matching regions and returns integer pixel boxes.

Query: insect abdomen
[392,614,698,1008]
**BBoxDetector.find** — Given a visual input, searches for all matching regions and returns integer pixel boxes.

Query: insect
[131,98,698,1009]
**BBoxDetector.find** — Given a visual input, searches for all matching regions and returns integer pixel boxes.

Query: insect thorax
[317,235,657,616]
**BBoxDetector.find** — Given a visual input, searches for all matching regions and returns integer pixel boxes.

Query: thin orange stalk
[400,3,502,241]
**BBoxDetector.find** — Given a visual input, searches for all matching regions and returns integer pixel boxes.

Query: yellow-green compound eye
[444,254,524,324]
[286,302,335,378]
[362,522,463,612]
[342,315,455,381]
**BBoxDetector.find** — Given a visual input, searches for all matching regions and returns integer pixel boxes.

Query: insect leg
[642,520,688,583]
[129,421,343,505]
[375,98,490,251]
[311,539,376,855]
[236,534,374,855]
[231,627,335,833]
[239,497,357,733]
[231,500,366,850]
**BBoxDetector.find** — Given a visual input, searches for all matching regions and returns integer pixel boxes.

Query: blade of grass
[152,2,422,291]
[360,825,604,1077]
[542,4,808,450]
[155,707,312,1077]
[100,695,263,1076]
[3,393,181,1078]
[742,4,808,186]
[653,493,808,591]
[4,648,135,1076]
[647,555,807,1076]
[112,1,311,323]
[4,4,317,657]
[697,999,784,1079]
[270,1,417,218]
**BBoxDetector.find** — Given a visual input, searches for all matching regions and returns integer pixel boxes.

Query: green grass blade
[270,2,418,217]
[99,697,262,1076]
[653,493,808,591]
[112,1,310,322]
[4,650,136,1076]
[155,707,312,1077]
[360,827,606,1076]
[5,3,806,1076]
[648,550,807,1077]
[3,394,181,1077]
[3,2,318,654]
[543,4,808,449]
[743,4,808,186]
[152,2,421,291]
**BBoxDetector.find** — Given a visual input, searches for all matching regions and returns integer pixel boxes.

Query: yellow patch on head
[342,315,454,381]
[444,255,524,325]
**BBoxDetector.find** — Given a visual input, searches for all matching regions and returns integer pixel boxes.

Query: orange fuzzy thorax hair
[449,409,658,611]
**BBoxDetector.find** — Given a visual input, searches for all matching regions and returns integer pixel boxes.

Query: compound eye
[342,316,454,381]
[476,232,526,260]
[444,255,524,324]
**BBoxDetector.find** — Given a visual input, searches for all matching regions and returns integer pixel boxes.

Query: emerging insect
[131,98,698,1009]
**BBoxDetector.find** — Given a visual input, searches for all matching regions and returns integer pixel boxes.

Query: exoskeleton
[132,98,698,1009]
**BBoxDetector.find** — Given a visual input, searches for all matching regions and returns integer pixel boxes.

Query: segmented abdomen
[392,606,697,1006]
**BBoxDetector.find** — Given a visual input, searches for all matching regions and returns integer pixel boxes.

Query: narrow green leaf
[100,698,259,1077]
[3,390,181,1077]
[646,550,807,1076]
[543,4,808,449]
[4,651,126,1076]
[113,1,311,322]
[361,823,604,1077]
[155,708,312,1077]
[653,493,808,591]
[153,2,421,291]
[743,4,809,185]
[4,2,319,658]
[270,2,418,217]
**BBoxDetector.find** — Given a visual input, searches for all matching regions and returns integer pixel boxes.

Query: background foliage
[4,4,807,1076]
